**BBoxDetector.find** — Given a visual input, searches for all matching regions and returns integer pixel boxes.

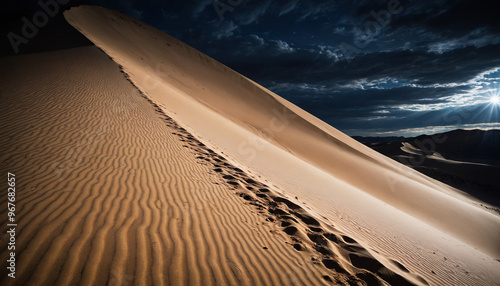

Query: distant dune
[358,129,500,208]
[0,5,499,286]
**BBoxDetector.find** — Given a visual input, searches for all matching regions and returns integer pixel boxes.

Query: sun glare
[491,96,500,105]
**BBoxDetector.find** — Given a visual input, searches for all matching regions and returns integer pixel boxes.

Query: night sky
[5,0,500,136]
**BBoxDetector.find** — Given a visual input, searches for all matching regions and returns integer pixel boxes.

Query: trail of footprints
[127,79,425,285]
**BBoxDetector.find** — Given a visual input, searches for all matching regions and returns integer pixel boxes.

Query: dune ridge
[0,4,498,286]
[64,5,500,261]
[61,5,500,285]
[119,52,423,285]
[0,46,356,285]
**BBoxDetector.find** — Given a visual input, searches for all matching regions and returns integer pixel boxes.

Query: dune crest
[62,5,500,285]
[1,4,497,286]
[1,46,353,285]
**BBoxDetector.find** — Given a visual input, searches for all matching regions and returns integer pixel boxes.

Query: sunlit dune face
[490,96,500,105]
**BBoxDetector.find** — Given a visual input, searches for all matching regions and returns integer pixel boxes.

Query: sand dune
[64,7,500,258]
[0,44,427,285]
[364,130,500,207]
[0,4,499,286]
[63,5,499,285]
[0,47,359,285]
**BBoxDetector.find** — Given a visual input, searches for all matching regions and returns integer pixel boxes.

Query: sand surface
[0,4,499,285]
[0,47,362,285]
[367,130,500,207]
[63,6,500,285]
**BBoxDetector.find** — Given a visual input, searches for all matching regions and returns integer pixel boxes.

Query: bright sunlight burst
[491,96,500,105]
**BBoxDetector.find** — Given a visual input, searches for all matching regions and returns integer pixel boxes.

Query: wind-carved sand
[0,46,347,285]
[0,44,419,286]
[0,4,499,286]
[123,59,421,285]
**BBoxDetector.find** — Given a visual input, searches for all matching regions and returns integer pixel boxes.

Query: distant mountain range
[354,129,500,208]
[351,135,406,144]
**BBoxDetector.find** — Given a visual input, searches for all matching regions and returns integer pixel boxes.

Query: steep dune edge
[0,46,356,285]
[63,5,500,285]
[64,5,500,258]
[0,45,429,285]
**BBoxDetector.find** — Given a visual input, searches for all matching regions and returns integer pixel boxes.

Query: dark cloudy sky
[6,0,500,136]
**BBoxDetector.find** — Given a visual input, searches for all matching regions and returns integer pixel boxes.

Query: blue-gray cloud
[5,0,498,136]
